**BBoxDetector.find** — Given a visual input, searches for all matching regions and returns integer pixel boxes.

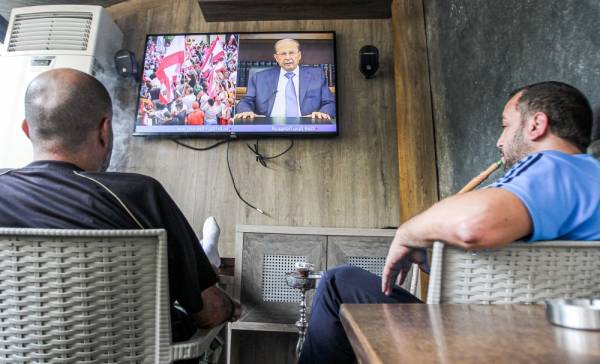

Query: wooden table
[340,304,600,364]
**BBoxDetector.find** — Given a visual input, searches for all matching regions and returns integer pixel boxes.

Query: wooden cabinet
[227,225,417,364]
[327,235,392,276]
[238,232,326,328]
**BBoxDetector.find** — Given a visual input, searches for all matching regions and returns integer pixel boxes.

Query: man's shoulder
[300,66,324,77]
[533,150,600,172]
[300,65,319,72]
[87,170,159,182]
[254,67,279,79]
[82,171,164,193]
[490,150,599,188]
[507,151,568,174]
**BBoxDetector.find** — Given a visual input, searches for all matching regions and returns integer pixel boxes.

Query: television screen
[134,31,338,137]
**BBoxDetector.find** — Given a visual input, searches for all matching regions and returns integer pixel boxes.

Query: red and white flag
[199,35,225,77]
[155,36,185,104]
[211,37,225,63]
[228,34,237,46]
[206,63,226,98]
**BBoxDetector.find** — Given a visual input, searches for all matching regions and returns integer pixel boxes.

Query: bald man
[0,68,239,344]
[235,38,336,122]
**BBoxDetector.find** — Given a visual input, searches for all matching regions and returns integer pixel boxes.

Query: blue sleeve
[235,73,257,113]
[487,153,571,242]
[318,71,336,117]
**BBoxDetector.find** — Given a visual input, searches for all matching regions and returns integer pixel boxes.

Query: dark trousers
[298,265,422,364]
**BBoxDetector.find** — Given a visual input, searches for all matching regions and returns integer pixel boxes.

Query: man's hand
[235,111,259,119]
[303,111,331,120]
[230,299,242,322]
[193,285,240,328]
[381,242,429,296]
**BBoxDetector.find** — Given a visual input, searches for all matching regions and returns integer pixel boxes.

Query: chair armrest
[426,242,445,304]
[171,323,225,361]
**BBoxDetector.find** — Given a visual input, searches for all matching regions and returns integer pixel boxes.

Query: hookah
[285,261,322,360]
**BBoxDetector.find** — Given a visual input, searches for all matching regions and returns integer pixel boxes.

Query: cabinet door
[240,232,326,325]
[327,235,415,291]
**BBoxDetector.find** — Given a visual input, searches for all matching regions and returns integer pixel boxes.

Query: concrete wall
[426,0,600,197]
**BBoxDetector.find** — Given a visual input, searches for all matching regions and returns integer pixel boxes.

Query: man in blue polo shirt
[299,81,600,363]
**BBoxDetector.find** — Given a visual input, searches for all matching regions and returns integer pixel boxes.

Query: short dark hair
[24,69,112,151]
[510,81,592,151]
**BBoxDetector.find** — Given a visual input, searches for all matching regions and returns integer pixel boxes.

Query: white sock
[200,216,221,268]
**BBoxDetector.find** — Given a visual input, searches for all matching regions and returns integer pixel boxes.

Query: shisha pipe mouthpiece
[457,160,503,195]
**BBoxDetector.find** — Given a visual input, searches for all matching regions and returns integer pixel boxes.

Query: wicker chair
[427,240,600,304]
[0,228,223,363]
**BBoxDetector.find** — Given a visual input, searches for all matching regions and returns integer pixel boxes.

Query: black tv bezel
[132,30,339,139]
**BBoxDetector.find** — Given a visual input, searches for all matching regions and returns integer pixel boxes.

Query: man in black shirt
[0,68,239,341]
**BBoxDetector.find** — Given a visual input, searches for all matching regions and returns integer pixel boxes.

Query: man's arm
[317,70,336,117]
[302,71,336,120]
[192,285,241,328]
[235,73,258,116]
[398,188,531,249]
[98,175,241,327]
[382,188,531,294]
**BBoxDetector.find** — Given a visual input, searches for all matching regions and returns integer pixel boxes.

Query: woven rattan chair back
[0,228,172,363]
[427,241,600,304]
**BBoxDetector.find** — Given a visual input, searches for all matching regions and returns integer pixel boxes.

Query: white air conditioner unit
[0,5,123,168]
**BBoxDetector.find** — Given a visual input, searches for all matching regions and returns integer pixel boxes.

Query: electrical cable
[246,137,294,167]
[226,139,265,214]
[173,138,229,151]
[172,136,265,214]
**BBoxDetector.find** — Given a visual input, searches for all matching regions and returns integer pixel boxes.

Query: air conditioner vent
[8,12,93,52]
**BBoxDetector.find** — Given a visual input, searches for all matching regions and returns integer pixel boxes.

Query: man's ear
[98,117,112,148]
[21,120,31,139]
[526,112,549,141]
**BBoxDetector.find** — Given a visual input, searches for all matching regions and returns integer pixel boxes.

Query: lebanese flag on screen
[155,36,185,104]
[228,34,237,46]
[211,37,225,63]
[205,68,216,97]
[199,35,224,77]
[206,64,226,97]
[199,37,217,75]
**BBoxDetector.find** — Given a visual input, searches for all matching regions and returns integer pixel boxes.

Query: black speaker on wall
[114,49,138,80]
[359,45,379,79]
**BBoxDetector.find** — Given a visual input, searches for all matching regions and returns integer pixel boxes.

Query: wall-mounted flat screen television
[134,31,338,137]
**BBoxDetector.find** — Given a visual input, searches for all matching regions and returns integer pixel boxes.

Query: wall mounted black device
[359,45,379,79]
[114,49,138,79]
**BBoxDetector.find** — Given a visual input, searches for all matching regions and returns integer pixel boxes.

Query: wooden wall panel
[391,0,439,297]
[196,0,392,22]
[391,0,438,221]
[107,0,399,257]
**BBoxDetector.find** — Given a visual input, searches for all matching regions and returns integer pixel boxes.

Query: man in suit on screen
[235,38,336,121]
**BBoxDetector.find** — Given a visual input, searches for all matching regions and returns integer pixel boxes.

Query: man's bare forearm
[395,188,532,250]
[382,188,532,294]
